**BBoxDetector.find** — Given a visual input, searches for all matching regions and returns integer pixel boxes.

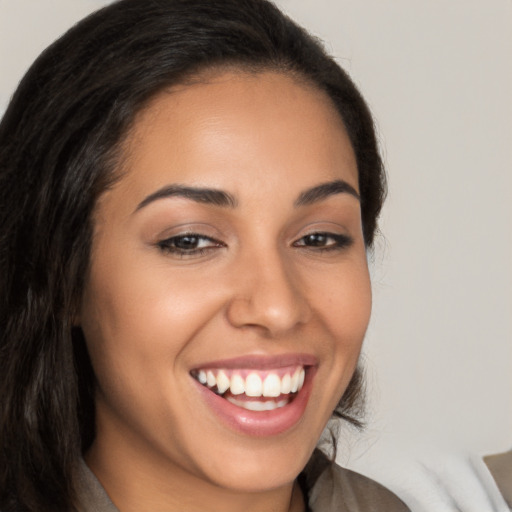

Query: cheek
[78,262,206,435]
[298,257,371,426]
[79,248,226,381]
[312,258,372,346]
[309,256,372,391]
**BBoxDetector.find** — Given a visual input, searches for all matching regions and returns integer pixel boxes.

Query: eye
[293,232,353,251]
[157,233,225,257]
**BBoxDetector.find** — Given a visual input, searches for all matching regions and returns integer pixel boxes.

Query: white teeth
[216,370,231,394]
[226,397,289,411]
[206,370,216,388]
[298,368,305,390]
[280,373,292,394]
[290,368,300,393]
[230,374,245,395]
[195,366,307,398]
[245,373,263,397]
[262,373,281,397]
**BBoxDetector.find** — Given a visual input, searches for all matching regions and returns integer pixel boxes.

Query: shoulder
[303,450,410,512]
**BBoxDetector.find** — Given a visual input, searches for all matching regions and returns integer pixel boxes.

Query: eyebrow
[294,180,360,206]
[135,179,359,212]
[135,184,238,211]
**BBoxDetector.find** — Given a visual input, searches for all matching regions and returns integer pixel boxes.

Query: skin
[80,71,372,512]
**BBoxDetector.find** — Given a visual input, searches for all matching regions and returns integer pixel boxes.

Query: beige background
[1,0,511,498]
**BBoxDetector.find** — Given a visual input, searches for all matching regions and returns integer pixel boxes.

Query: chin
[201,452,307,493]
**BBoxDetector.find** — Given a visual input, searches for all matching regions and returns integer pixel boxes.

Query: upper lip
[191,353,318,371]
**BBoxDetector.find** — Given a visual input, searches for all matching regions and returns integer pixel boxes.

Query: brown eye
[157,233,225,256]
[303,233,330,247]
[173,235,201,250]
[294,232,353,251]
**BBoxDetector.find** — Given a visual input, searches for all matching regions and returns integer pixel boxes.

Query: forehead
[112,70,358,206]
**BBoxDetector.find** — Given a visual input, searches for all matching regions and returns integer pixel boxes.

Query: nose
[225,248,312,337]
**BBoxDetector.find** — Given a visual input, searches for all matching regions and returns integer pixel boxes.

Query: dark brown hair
[0,1,385,510]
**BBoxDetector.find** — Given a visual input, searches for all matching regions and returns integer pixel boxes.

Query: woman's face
[80,71,371,497]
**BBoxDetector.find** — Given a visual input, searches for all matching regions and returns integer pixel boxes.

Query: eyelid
[153,220,223,238]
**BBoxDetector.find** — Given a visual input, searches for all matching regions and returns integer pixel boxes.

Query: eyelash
[157,231,353,258]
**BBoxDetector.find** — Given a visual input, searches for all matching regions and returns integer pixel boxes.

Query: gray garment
[75,452,410,512]
[75,460,119,512]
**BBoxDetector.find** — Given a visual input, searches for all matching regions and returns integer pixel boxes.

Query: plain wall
[1,0,511,496]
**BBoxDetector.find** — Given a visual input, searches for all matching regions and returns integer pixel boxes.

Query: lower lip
[193,369,316,437]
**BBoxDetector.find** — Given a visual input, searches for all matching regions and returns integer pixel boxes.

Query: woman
[0,1,409,510]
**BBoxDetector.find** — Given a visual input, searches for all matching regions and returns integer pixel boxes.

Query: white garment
[396,452,510,512]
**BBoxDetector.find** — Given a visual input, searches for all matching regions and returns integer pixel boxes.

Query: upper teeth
[195,367,306,397]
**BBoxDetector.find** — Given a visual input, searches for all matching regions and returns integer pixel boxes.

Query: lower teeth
[226,397,289,411]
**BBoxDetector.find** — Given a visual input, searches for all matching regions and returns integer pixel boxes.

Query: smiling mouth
[191,366,306,411]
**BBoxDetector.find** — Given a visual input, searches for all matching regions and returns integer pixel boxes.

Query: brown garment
[485,450,512,509]
[302,450,410,512]
[76,450,409,512]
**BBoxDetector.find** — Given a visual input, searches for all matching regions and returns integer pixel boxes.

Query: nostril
[225,291,311,335]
